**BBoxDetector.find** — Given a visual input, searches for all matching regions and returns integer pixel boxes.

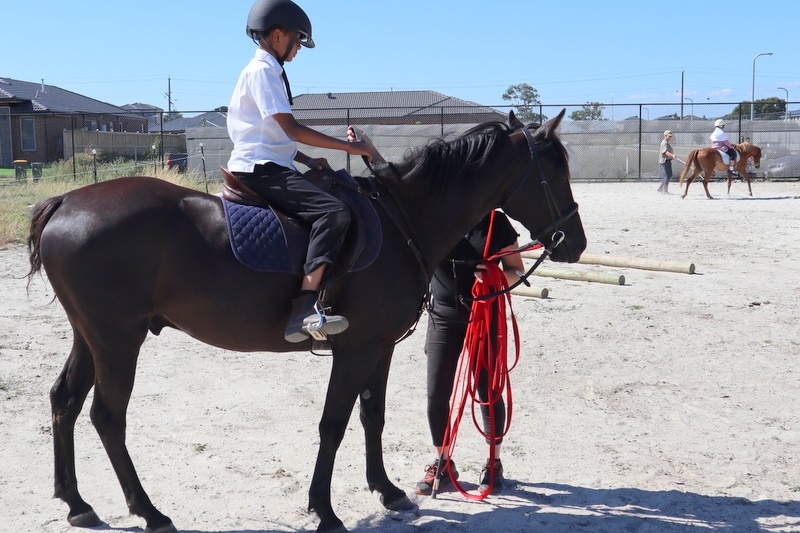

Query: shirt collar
[254,47,283,74]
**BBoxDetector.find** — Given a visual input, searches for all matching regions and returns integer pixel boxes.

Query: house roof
[291,90,503,120]
[139,90,503,132]
[121,102,163,113]
[161,111,229,132]
[0,77,131,114]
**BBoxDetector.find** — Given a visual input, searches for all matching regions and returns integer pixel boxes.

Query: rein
[362,160,431,344]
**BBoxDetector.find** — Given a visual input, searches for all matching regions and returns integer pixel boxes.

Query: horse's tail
[679,150,698,184]
[27,195,64,283]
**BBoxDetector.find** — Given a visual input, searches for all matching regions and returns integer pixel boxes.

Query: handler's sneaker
[478,459,505,495]
[415,459,459,495]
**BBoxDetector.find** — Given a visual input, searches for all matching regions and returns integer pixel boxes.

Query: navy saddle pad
[222,170,381,276]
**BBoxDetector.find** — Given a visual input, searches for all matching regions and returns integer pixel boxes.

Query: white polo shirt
[227,48,298,173]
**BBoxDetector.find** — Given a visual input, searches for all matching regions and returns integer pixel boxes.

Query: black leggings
[425,300,506,447]
[235,163,350,275]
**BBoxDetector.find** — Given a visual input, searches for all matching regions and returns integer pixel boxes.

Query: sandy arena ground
[2,180,800,532]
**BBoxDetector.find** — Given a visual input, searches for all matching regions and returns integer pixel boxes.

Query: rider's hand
[304,157,331,171]
[474,263,488,283]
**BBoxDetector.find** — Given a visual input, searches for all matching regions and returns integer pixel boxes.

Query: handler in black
[416,210,524,495]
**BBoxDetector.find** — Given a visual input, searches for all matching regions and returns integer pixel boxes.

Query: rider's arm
[273,113,376,161]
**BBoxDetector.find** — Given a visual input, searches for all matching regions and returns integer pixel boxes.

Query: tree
[502,83,546,124]
[570,102,606,121]
[726,97,786,120]
[163,110,184,122]
[214,106,229,112]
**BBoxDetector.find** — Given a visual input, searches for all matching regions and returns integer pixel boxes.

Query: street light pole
[778,87,789,121]
[685,97,694,121]
[751,52,773,122]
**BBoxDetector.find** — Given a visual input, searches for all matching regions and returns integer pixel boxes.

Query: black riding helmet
[246,0,315,49]
[245,0,312,105]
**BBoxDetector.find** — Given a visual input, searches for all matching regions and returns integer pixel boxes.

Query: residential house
[0,77,148,166]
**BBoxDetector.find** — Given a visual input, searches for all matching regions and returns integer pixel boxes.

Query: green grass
[0,160,211,246]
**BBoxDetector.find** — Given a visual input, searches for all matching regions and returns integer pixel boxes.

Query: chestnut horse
[27,110,585,533]
[678,142,762,199]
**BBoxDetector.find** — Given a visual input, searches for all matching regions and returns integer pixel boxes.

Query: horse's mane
[736,141,755,151]
[392,121,514,186]
[369,120,569,189]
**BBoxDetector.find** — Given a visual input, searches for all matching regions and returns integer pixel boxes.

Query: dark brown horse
[27,110,585,533]
[678,142,762,199]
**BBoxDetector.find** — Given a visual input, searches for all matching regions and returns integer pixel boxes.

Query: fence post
[71,113,77,181]
[638,104,643,180]
[346,108,351,173]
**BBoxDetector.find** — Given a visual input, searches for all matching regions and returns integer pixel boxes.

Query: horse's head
[751,145,762,168]
[502,109,586,263]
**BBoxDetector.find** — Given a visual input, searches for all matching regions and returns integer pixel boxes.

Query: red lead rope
[435,213,522,500]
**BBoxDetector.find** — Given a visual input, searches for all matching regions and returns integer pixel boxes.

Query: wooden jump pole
[528,265,625,285]
[511,285,550,299]
[521,250,695,274]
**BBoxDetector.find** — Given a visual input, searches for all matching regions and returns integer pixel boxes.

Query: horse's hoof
[67,509,102,527]
[317,520,348,533]
[145,520,178,533]
[381,492,415,511]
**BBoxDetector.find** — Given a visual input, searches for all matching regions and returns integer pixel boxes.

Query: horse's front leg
[744,164,754,196]
[308,348,376,533]
[359,348,413,512]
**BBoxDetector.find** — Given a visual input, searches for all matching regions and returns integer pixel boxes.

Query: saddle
[220,167,381,277]
[716,149,739,166]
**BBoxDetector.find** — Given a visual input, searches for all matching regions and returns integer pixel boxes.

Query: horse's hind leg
[88,330,176,533]
[51,326,102,527]
[703,171,714,199]
[682,172,696,199]
[359,350,413,512]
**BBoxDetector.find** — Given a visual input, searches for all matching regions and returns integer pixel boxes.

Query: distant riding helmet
[714,119,726,128]
[246,0,315,48]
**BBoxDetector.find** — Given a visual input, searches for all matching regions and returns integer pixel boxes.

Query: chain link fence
[5,103,800,184]
[186,103,800,183]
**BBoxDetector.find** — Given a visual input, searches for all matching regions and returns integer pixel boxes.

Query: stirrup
[302,301,349,341]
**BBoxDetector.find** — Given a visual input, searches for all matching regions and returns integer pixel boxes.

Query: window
[21,116,36,151]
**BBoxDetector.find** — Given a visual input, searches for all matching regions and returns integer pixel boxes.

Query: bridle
[363,123,580,317]
[503,126,579,252]
[470,126,580,300]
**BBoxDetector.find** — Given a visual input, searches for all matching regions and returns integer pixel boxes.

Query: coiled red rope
[435,213,522,500]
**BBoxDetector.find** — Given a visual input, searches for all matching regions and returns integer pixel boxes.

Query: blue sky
[6,0,799,117]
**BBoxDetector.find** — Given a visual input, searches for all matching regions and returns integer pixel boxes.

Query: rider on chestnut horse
[710,119,737,173]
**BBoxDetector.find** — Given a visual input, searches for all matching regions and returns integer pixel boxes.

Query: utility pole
[165,77,176,119]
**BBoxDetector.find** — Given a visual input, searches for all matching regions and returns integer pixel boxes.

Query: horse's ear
[508,110,525,129]
[535,108,566,139]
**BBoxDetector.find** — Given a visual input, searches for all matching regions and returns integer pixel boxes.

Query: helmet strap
[277,34,298,106]
[258,31,296,105]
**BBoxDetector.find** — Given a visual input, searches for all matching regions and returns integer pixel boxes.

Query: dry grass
[0,163,212,247]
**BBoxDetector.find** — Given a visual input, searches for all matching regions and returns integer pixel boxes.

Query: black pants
[236,163,350,275]
[424,300,506,447]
